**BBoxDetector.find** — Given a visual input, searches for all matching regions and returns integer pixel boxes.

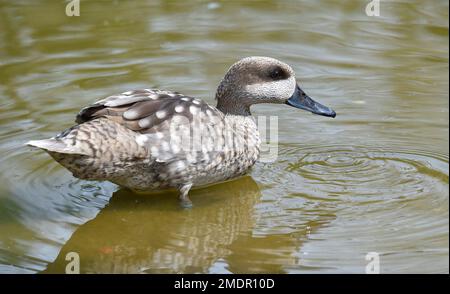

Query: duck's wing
[75,88,227,164]
[76,89,217,133]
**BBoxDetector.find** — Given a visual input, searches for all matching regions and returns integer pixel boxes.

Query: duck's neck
[216,92,252,116]
[215,80,252,116]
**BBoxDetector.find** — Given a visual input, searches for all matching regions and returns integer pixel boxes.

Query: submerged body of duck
[27,56,336,207]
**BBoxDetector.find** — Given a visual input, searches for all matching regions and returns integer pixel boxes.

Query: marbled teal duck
[27,56,336,207]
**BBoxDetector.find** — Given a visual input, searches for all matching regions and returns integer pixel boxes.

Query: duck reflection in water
[44,177,260,273]
[43,175,334,273]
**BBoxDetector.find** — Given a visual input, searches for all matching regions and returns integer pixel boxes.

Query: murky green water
[0,0,448,273]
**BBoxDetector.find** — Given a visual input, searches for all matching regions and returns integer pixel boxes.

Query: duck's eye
[269,68,285,80]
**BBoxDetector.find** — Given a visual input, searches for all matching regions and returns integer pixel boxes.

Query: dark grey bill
[286,85,336,118]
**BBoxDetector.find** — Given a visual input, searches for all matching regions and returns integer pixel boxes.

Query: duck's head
[216,56,336,118]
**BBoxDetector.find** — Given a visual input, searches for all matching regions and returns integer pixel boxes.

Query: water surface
[0,0,448,273]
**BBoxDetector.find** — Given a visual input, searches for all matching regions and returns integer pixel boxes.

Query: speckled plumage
[27,56,336,207]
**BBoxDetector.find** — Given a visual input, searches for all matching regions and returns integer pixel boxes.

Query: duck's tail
[26,138,85,155]
[26,137,96,180]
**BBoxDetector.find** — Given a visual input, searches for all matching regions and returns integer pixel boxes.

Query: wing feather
[74,88,212,133]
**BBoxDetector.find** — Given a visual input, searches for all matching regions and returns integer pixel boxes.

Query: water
[0,0,448,273]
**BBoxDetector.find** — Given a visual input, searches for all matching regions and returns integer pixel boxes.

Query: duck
[27,56,336,208]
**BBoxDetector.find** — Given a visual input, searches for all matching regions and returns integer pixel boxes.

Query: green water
[0,0,448,273]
